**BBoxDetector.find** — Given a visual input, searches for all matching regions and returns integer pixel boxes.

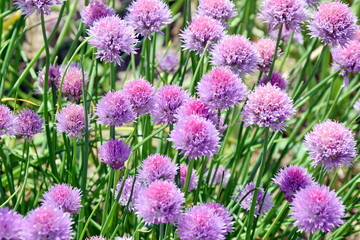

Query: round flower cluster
[176,98,217,125]
[197,0,236,22]
[259,72,288,91]
[88,16,138,65]
[0,104,15,138]
[42,184,82,215]
[211,35,259,77]
[135,180,184,224]
[14,109,44,139]
[197,67,248,110]
[169,115,220,159]
[0,207,24,239]
[61,65,89,101]
[180,15,225,54]
[56,104,89,139]
[38,65,61,90]
[98,139,131,170]
[157,52,178,73]
[308,1,357,46]
[126,0,172,38]
[304,119,357,170]
[255,38,282,73]
[15,0,63,16]
[81,0,115,27]
[242,83,295,131]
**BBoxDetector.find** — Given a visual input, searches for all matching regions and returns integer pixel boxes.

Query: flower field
[0,0,359,239]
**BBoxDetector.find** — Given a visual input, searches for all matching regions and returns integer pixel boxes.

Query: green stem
[183,158,194,194]
[267,24,283,82]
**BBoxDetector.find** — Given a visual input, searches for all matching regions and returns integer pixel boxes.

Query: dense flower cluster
[259,72,288,91]
[176,98,217,125]
[56,104,89,139]
[98,139,131,170]
[290,185,345,232]
[0,105,15,138]
[38,65,61,90]
[211,35,259,76]
[197,0,236,22]
[88,16,138,65]
[0,207,24,240]
[157,52,178,72]
[80,0,115,27]
[61,65,89,101]
[255,38,282,72]
[180,15,225,54]
[126,0,172,38]
[14,109,44,139]
[304,119,357,170]
[15,0,63,16]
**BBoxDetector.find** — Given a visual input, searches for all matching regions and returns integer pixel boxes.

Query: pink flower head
[260,0,308,31]
[197,0,236,22]
[42,184,82,215]
[204,202,234,234]
[115,176,142,211]
[273,165,315,202]
[179,164,198,192]
[56,104,89,139]
[304,119,357,170]
[308,1,357,46]
[211,35,259,77]
[15,0,63,16]
[290,185,345,233]
[255,38,282,72]
[169,115,220,159]
[95,91,135,127]
[135,180,184,225]
[259,72,288,91]
[61,65,89,101]
[0,104,15,138]
[0,207,24,240]
[176,98,217,125]
[177,204,226,240]
[151,85,190,125]
[23,206,73,240]
[88,16,138,65]
[126,0,172,38]
[242,83,295,131]
[197,67,248,110]
[98,139,131,170]
[331,39,360,86]
[180,15,225,54]
[80,0,115,27]
[14,109,44,139]
[123,78,155,116]
[233,182,273,216]
[138,154,178,184]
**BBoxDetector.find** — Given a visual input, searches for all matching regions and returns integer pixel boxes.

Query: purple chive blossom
[290,185,345,233]
[14,109,44,139]
[304,119,357,170]
[308,1,357,46]
[123,78,155,117]
[169,116,220,159]
[176,98,217,125]
[208,166,230,188]
[0,105,15,138]
[86,237,106,240]
[56,104,89,139]
[15,0,63,16]
[255,38,282,72]
[88,16,138,65]
[269,28,304,44]
[197,67,248,110]
[80,0,115,27]
[23,206,73,240]
[259,72,288,91]
[138,154,178,184]
[115,176,142,211]
[331,39,360,86]
[273,165,315,202]
[211,35,259,77]
[38,65,61,90]
[242,83,295,131]
[305,0,319,7]
[135,180,184,225]
[233,182,273,216]
[197,0,236,22]
[204,202,234,234]
[157,52,178,72]
[0,207,24,240]
[151,85,190,125]
[259,0,308,31]
[98,139,131,170]
[42,184,82,215]
[61,65,89,101]
[179,164,199,192]
[180,15,225,54]
[126,0,172,38]
[177,204,226,240]
[95,91,135,127]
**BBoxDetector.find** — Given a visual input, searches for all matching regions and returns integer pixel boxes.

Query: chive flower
[98,139,131,170]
